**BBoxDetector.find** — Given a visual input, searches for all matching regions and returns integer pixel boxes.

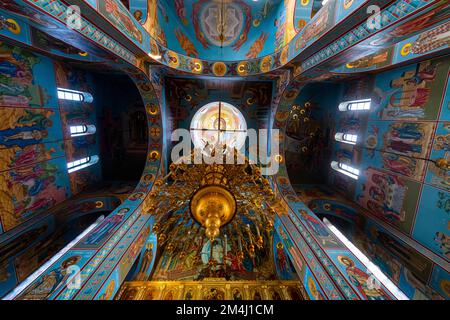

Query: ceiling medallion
[212,61,227,76]
[200,1,244,47]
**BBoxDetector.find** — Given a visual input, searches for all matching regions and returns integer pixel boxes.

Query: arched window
[335,132,357,145]
[67,155,99,173]
[338,99,371,111]
[190,101,247,150]
[70,124,96,137]
[57,88,93,103]
[331,161,359,180]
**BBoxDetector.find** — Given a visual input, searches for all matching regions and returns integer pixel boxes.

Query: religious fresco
[151,223,277,281]
[18,0,443,77]
[426,122,450,190]
[16,250,92,300]
[0,42,56,108]
[128,234,157,281]
[329,250,394,300]
[98,0,144,44]
[371,59,449,121]
[0,158,70,233]
[0,43,71,235]
[413,185,450,261]
[328,56,450,267]
[0,193,121,298]
[273,230,299,280]
[355,167,421,233]
[291,184,444,299]
[332,20,450,75]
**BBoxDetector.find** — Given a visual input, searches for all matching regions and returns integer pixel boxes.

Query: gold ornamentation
[260,56,273,73]
[280,46,289,65]
[435,158,450,170]
[168,51,179,68]
[6,19,21,34]
[148,150,160,160]
[146,103,159,115]
[400,43,412,56]
[116,279,306,300]
[144,148,279,269]
[212,62,227,76]
[343,0,354,10]
[191,58,203,73]
[237,61,249,76]
[190,185,236,240]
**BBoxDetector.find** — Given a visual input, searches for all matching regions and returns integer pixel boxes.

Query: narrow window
[67,155,99,173]
[338,99,371,111]
[335,132,357,145]
[57,88,93,103]
[69,125,96,137]
[331,161,359,180]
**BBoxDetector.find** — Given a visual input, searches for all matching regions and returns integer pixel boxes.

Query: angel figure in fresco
[245,32,268,59]
[18,255,81,300]
[298,209,329,237]
[337,255,391,300]
[175,29,198,58]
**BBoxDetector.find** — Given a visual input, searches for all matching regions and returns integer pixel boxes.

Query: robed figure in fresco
[338,255,391,300]
[18,255,81,300]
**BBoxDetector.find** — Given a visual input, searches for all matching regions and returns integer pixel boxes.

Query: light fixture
[143,147,278,276]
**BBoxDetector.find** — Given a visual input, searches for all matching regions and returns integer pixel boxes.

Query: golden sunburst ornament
[212,62,227,76]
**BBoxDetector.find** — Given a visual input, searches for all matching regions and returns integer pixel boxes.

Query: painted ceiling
[131,0,308,61]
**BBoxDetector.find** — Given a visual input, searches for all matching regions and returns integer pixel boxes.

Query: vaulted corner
[0,0,448,303]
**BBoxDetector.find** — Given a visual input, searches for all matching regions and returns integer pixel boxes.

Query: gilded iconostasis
[0,0,448,302]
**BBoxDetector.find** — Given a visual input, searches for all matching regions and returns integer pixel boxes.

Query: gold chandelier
[143,147,279,270]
